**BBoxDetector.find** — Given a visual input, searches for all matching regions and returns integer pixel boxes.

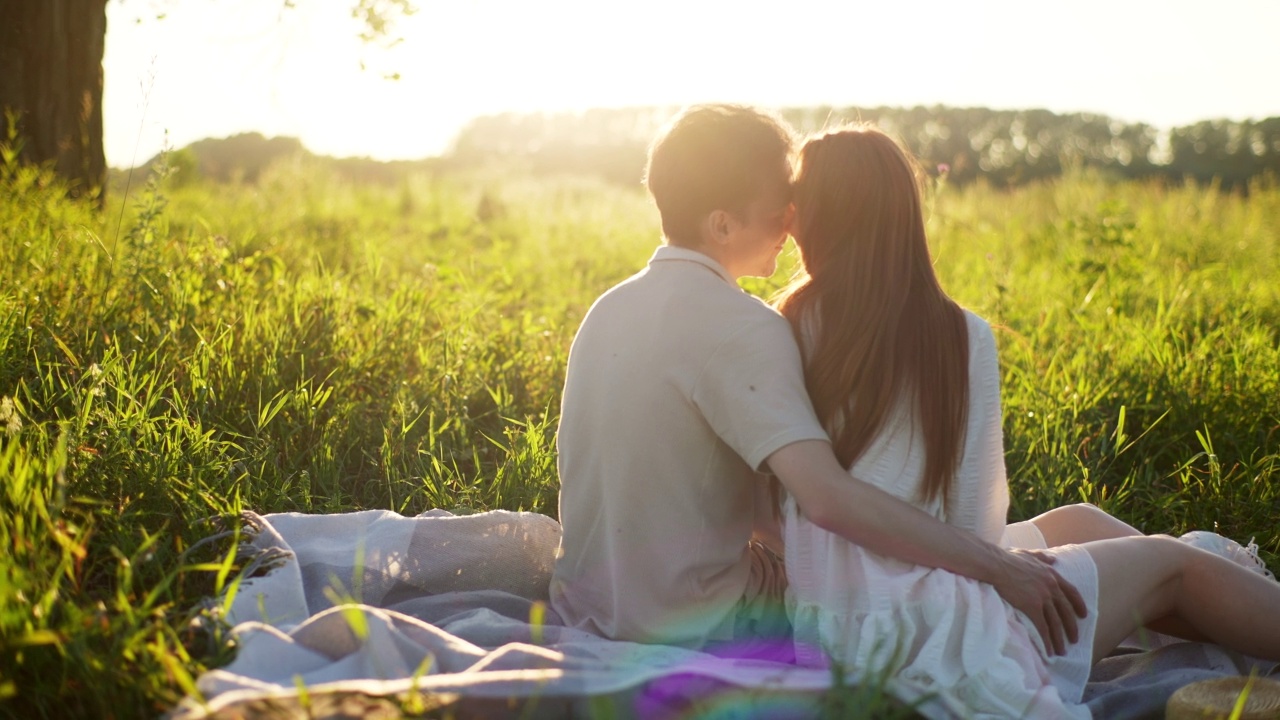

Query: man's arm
[768,439,1087,656]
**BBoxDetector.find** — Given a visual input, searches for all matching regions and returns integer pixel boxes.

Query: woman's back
[783,308,1006,610]
[790,310,1007,537]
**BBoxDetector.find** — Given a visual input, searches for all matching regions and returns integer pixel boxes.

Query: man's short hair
[644,104,795,248]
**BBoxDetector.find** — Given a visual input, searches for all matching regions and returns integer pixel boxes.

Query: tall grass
[929,175,1279,539]
[0,138,1276,717]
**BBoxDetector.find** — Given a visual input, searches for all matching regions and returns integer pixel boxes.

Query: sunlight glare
[102,0,1280,167]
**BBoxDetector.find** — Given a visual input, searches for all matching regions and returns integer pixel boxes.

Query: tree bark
[0,0,108,203]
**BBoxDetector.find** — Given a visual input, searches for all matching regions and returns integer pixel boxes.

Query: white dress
[783,311,1099,719]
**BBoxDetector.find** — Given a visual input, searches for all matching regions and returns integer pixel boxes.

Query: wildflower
[87,363,106,397]
[0,396,21,436]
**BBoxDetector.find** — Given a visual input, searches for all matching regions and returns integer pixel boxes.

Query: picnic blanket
[170,509,1278,719]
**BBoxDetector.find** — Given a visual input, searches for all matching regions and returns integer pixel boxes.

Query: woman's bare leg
[1029,503,1142,546]
[1032,503,1205,641]
[1086,535,1280,665]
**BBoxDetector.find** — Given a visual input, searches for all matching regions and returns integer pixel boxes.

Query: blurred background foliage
[119,105,1280,194]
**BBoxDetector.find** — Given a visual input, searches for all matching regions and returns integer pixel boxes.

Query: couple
[547,105,1280,716]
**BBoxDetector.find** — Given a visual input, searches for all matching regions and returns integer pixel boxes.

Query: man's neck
[668,241,741,280]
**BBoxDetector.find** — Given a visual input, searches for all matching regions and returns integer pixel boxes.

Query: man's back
[549,246,826,648]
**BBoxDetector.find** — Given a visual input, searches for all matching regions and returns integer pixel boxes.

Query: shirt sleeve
[691,313,831,473]
[944,314,1010,543]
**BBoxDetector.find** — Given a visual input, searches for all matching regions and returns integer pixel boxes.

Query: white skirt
[787,518,1100,719]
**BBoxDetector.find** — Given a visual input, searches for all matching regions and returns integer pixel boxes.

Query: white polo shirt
[549,245,829,648]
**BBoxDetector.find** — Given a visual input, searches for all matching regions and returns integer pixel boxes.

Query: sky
[102,0,1280,168]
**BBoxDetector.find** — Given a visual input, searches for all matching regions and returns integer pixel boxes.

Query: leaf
[48,330,80,368]
[9,629,62,648]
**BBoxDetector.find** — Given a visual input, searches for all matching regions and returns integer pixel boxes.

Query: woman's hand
[992,548,1088,656]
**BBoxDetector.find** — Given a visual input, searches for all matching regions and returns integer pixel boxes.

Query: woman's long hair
[776,126,969,505]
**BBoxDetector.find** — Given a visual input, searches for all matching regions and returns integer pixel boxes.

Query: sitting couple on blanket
[546,104,1280,717]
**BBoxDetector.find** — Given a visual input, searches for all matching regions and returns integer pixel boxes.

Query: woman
[776,125,1280,718]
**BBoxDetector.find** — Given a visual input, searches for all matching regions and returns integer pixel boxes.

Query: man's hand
[991,548,1088,656]
[767,440,1089,656]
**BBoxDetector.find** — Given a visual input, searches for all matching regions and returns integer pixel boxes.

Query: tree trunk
[0,0,108,204]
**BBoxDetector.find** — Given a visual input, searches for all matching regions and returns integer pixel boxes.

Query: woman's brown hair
[776,126,969,505]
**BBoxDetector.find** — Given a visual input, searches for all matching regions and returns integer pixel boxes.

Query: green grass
[0,139,1277,719]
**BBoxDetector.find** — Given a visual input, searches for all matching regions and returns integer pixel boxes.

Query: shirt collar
[648,245,735,285]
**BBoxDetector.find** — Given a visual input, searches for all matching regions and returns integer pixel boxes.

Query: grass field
[1,141,1277,718]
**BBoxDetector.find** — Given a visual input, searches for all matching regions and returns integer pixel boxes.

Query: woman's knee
[1136,535,1192,577]
[1092,535,1186,583]
[1132,533,1181,551]
[1091,535,1187,603]
[1088,535,1188,656]
[1061,503,1109,528]
[1033,503,1141,546]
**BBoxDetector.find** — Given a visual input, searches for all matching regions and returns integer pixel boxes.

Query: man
[548,104,1084,656]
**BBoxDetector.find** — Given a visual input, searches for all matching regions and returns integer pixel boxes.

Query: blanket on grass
[170,509,1277,719]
